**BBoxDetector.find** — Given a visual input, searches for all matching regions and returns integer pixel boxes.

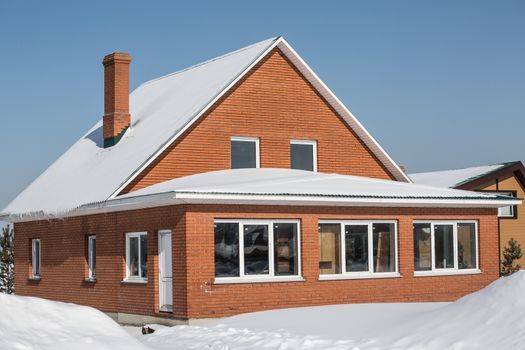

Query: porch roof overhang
[3,169,520,223]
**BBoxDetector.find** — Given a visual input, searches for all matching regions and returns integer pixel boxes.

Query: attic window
[290,140,317,172]
[230,137,260,169]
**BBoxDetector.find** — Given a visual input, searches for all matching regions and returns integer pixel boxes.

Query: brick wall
[122,48,395,194]
[14,206,187,318]
[14,204,499,320]
[184,204,499,319]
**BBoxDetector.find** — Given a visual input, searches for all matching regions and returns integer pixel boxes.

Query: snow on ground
[136,272,525,350]
[0,293,148,350]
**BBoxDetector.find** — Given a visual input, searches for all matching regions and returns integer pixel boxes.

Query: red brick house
[1,37,520,325]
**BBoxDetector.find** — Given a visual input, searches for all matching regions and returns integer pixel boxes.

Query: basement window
[290,140,317,171]
[230,137,260,169]
[87,235,96,280]
[125,232,148,281]
[414,221,479,276]
[318,221,399,280]
[31,239,41,278]
[214,219,303,284]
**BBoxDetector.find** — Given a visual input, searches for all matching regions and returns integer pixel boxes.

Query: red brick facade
[11,46,501,321]
[122,49,395,194]
[14,204,499,319]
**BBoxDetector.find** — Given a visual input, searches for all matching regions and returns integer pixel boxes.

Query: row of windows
[30,233,149,281]
[231,137,317,171]
[29,220,479,282]
[214,219,480,281]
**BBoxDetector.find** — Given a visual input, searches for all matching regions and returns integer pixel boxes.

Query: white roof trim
[109,37,409,199]
[108,37,282,199]
[5,191,519,223]
[275,38,411,183]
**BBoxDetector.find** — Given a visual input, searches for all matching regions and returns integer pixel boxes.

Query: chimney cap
[103,52,132,66]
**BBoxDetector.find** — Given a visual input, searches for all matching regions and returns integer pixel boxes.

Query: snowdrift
[139,272,525,350]
[0,294,148,350]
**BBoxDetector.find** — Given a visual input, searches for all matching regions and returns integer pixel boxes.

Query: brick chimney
[102,52,131,148]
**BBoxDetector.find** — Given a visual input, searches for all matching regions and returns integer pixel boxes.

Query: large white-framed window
[214,219,303,284]
[230,136,260,169]
[125,232,148,282]
[413,220,479,277]
[31,238,41,278]
[318,220,399,280]
[290,139,317,172]
[87,235,96,280]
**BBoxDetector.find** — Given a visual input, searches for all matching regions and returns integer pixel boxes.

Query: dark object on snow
[142,326,155,335]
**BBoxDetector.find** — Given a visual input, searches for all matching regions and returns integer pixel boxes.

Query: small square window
[291,140,317,171]
[231,137,260,169]
[495,192,515,218]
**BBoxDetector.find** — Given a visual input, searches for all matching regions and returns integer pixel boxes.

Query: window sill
[28,276,41,281]
[414,269,481,277]
[214,276,305,285]
[319,272,401,281]
[83,278,97,283]
[121,278,148,284]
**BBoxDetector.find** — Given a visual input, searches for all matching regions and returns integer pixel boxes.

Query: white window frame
[318,220,400,280]
[87,235,96,280]
[290,139,317,172]
[494,192,515,218]
[125,232,148,282]
[413,220,480,277]
[214,219,303,284]
[31,238,41,278]
[230,136,260,168]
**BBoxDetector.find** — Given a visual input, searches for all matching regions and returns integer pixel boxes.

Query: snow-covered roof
[1,36,412,220]
[409,163,514,188]
[46,169,518,220]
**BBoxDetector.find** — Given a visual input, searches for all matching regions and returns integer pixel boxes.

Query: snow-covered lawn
[3,272,525,350]
[134,272,525,350]
[0,294,147,350]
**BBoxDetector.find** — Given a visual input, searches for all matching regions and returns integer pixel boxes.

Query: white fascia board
[107,38,283,200]
[173,192,522,208]
[276,38,411,183]
[5,192,519,223]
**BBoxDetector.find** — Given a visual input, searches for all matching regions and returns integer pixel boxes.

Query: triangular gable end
[109,37,410,199]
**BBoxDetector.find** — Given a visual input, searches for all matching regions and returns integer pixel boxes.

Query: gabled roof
[1,36,410,220]
[54,169,523,220]
[409,161,525,189]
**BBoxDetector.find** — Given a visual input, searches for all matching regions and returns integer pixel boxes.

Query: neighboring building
[410,161,525,267]
[1,37,519,324]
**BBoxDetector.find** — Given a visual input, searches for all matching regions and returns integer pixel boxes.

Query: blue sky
[0,0,523,215]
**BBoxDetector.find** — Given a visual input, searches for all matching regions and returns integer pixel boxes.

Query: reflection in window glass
[319,224,341,274]
[243,225,269,275]
[414,223,432,271]
[231,140,257,169]
[345,225,369,272]
[140,234,148,279]
[214,223,240,277]
[457,223,476,269]
[291,143,314,171]
[373,223,395,272]
[32,239,41,277]
[274,223,298,276]
[129,237,139,277]
[88,236,96,279]
[435,225,454,269]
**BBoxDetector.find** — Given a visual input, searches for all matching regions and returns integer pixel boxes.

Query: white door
[158,231,173,312]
